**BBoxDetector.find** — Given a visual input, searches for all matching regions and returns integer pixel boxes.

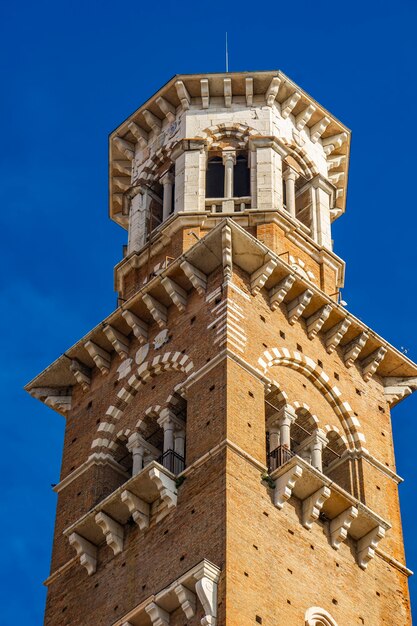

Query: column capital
[270,404,297,428]
[127,432,160,457]
[301,428,328,452]
[157,408,186,432]
[283,166,299,182]
[222,149,236,165]
[160,171,175,186]
[310,173,335,194]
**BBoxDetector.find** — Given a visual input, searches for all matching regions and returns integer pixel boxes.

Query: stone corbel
[223,77,232,107]
[161,277,187,312]
[329,506,358,550]
[250,257,278,295]
[44,394,72,415]
[295,104,316,130]
[281,91,301,119]
[95,511,124,555]
[322,132,348,156]
[194,560,221,626]
[103,325,130,358]
[302,486,331,529]
[361,347,387,381]
[31,387,72,415]
[325,318,351,353]
[148,466,177,513]
[343,332,369,367]
[357,525,385,570]
[84,340,112,374]
[121,310,148,344]
[127,121,148,149]
[310,116,330,143]
[265,76,281,106]
[383,376,417,406]
[306,304,332,339]
[175,80,191,110]
[70,359,92,391]
[145,602,170,626]
[222,225,233,281]
[121,490,150,531]
[113,137,134,160]
[269,274,295,311]
[142,109,162,135]
[180,260,207,295]
[286,289,313,325]
[273,464,303,509]
[174,584,197,618]
[200,78,209,108]
[155,96,176,123]
[245,77,253,106]
[68,532,97,576]
[142,294,167,328]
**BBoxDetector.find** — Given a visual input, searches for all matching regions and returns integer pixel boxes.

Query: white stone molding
[113,137,134,160]
[357,525,386,570]
[305,606,338,626]
[68,533,97,576]
[161,276,187,312]
[250,256,277,295]
[329,505,358,550]
[223,77,232,107]
[174,584,197,618]
[286,289,314,325]
[155,96,176,123]
[121,310,149,344]
[329,171,344,184]
[175,80,190,110]
[306,304,332,339]
[273,463,303,509]
[31,387,72,415]
[103,325,130,358]
[200,78,209,108]
[222,225,233,281]
[121,490,150,530]
[148,466,177,513]
[142,110,162,135]
[265,76,281,106]
[145,602,170,626]
[343,332,369,367]
[281,91,301,119]
[295,104,316,130]
[180,260,207,295]
[361,346,387,381]
[245,77,253,106]
[302,486,331,529]
[324,318,351,353]
[84,340,112,374]
[44,393,72,414]
[310,116,330,143]
[142,294,167,328]
[322,131,348,156]
[384,376,417,406]
[95,511,124,555]
[127,121,148,148]
[194,560,221,626]
[269,274,296,310]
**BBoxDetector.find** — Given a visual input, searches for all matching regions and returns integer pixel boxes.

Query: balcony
[64,461,179,575]
[205,196,251,213]
[268,451,391,569]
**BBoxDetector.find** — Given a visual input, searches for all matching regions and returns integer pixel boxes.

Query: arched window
[234,153,250,197]
[206,156,225,198]
[305,606,338,626]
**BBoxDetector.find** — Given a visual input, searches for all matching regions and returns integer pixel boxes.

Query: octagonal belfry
[27,71,416,626]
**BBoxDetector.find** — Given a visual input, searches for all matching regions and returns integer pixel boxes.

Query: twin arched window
[206,152,250,199]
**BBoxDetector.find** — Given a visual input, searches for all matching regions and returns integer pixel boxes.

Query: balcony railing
[205,196,251,213]
[268,445,295,472]
[157,449,185,475]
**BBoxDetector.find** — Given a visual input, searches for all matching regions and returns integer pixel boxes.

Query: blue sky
[1,0,416,622]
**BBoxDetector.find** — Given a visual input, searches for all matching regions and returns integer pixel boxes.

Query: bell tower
[27,71,416,626]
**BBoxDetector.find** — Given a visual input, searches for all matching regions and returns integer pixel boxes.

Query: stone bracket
[273,464,303,510]
[174,584,197,618]
[103,325,130,358]
[121,310,149,344]
[361,347,387,381]
[84,340,111,374]
[302,486,331,529]
[148,466,177,516]
[281,92,301,119]
[250,257,277,295]
[286,289,313,325]
[329,505,358,550]
[357,525,385,570]
[145,602,170,626]
[70,359,91,391]
[222,225,232,281]
[161,277,187,312]
[95,511,124,555]
[142,294,167,328]
[306,304,332,339]
[68,532,97,576]
[343,332,369,367]
[325,318,351,353]
[121,490,150,531]
[384,376,417,406]
[180,260,207,295]
[269,274,295,311]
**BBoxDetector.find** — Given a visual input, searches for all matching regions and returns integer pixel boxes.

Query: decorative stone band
[112,559,221,626]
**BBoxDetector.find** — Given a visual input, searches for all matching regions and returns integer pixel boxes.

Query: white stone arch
[90,352,194,455]
[198,122,259,150]
[258,348,366,450]
[305,606,338,626]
